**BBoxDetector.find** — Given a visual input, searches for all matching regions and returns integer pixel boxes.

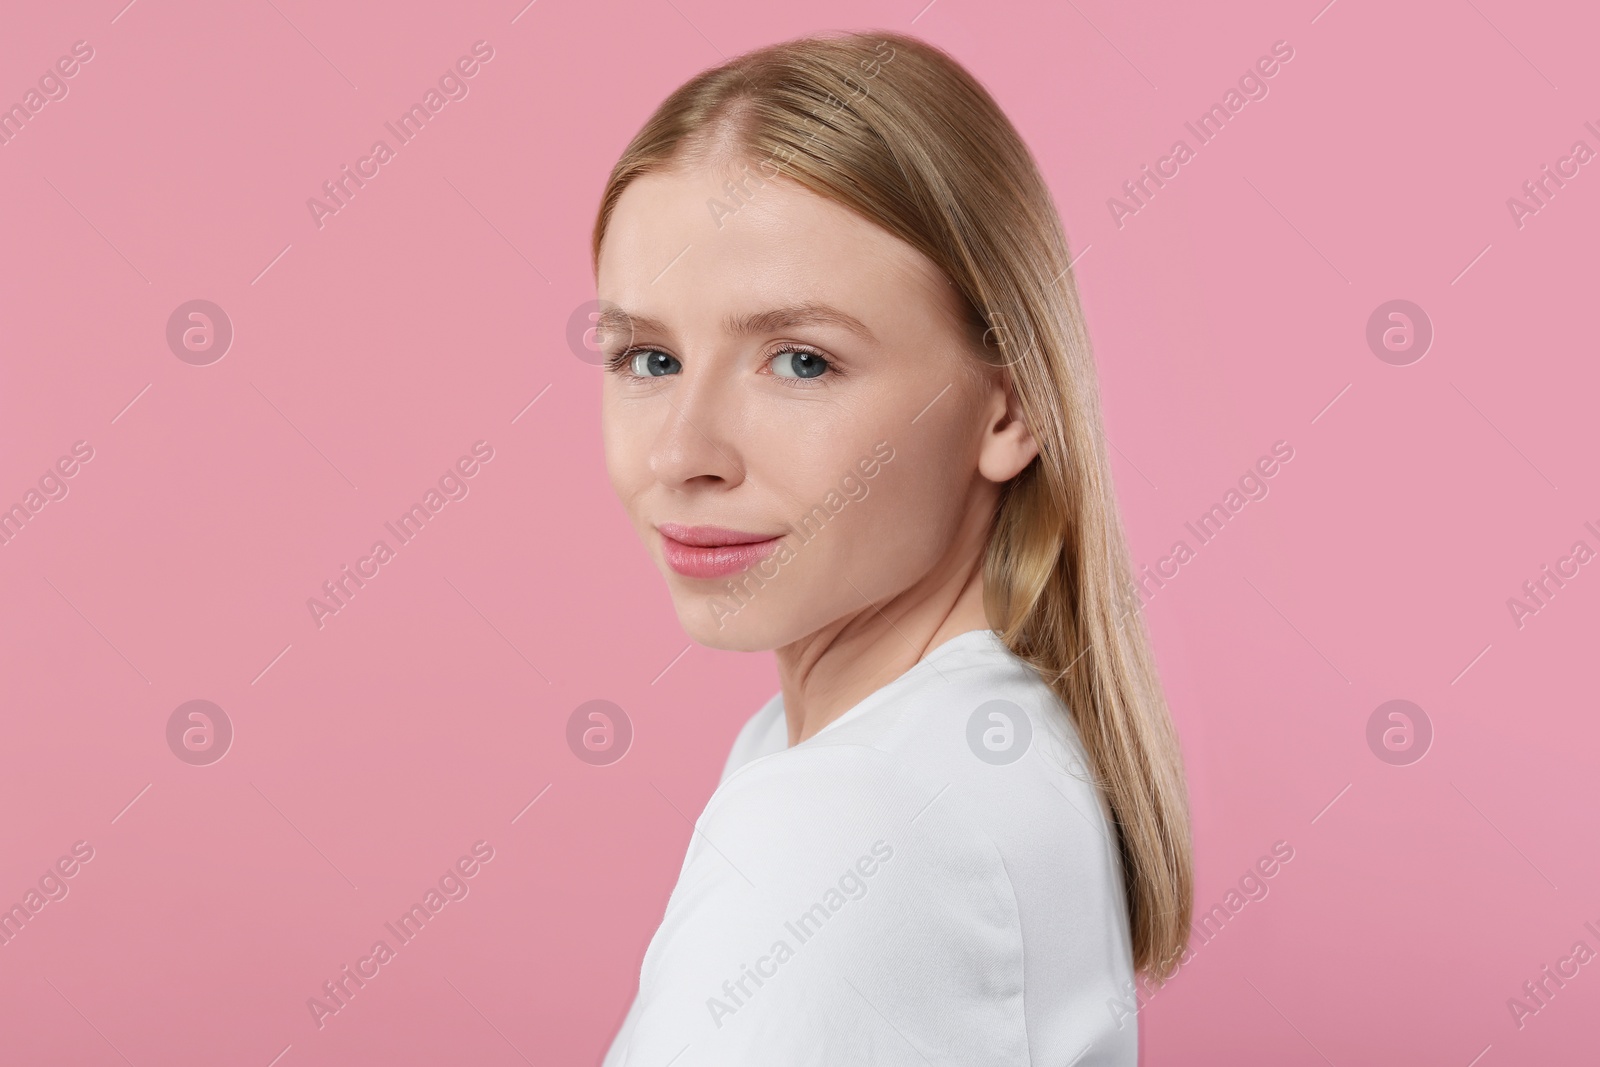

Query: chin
[669,591,792,652]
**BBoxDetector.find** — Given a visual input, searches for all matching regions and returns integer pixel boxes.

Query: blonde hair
[591,29,1193,981]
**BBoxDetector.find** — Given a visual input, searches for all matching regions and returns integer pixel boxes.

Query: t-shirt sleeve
[716,693,783,785]
[611,743,1030,1067]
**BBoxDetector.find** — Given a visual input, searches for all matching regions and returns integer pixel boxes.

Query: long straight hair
[591,29,1193,981]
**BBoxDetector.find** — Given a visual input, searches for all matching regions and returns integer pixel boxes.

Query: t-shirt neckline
[788,627,1007,749]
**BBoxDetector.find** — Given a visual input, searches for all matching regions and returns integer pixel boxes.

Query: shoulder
[627,742,1031,1064]
[616,636,1132,1066]
[697,738,1028,945]
[717,691,784,784]
[802,634,1115,860]
[707,633,1112,892]
[701,737,1025,916]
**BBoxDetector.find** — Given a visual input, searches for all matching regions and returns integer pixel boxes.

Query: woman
[591,29,1192,1066]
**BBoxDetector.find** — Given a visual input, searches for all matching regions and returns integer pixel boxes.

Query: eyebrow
[594,302,877,344]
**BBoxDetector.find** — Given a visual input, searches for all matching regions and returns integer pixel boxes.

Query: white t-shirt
[602,628,1137,1066]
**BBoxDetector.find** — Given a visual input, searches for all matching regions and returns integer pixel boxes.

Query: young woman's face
[596,156,1021,651]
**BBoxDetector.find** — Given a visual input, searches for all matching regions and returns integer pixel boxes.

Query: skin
[597,151,1038,746]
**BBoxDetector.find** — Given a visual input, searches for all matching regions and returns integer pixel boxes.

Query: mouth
[656,522,784,580]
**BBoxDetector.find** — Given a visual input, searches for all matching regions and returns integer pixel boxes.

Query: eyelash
[605,344,837,385]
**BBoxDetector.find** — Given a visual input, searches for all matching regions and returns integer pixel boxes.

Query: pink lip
[657,523,783,579]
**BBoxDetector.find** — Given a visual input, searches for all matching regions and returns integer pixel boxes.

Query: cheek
[790,450,964,589]
[853,461,963,560]
[774,390,978,569]
[599,393,646,499]
[855,416,982,563]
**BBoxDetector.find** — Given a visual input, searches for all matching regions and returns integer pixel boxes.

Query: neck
[775,551,992,747]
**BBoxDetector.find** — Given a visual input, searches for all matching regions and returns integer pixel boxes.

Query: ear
[976,371,1039,483]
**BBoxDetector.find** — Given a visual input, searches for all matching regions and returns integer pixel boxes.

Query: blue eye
[771,348,830,379]
[627,349,681,377]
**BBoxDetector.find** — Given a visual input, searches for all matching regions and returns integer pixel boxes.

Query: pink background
[1,0,1596,1063]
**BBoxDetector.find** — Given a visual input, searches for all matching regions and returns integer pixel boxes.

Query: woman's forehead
[599,171,963,338]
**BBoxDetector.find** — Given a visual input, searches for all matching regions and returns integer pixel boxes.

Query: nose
[647,360,746,491]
